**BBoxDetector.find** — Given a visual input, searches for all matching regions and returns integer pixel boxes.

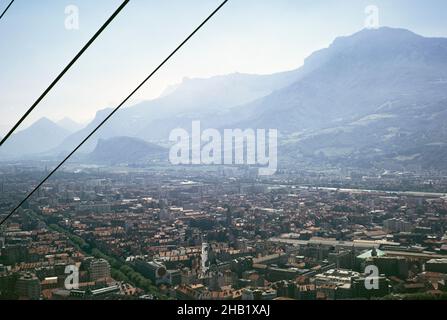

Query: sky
[1,0,447,134]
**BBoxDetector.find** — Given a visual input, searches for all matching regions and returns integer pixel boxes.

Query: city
[1,0,447,311]
[1,163,446,300]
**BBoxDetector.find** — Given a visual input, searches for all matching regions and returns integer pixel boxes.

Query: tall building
[365,256,409,279]
[425,258,447,274]
[351,274,391,299]
[15,273,41,300]
[134,259,171,285]
[314,269,360,300]
[2,244,28,265]
[201,242,210,275]
[86,258,111,282]
[383,218,413,233]
[159,199,170,221]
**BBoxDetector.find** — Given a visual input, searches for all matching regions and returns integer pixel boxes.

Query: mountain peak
[89,136,166,164]
[1,117,71,157]
[26,117,62,132]
[33,117,55,126]
[302,27,447,72]
[331,27,422,48]
[353,26,419,38]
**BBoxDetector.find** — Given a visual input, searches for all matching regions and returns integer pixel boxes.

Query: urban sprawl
[1,164,447,300]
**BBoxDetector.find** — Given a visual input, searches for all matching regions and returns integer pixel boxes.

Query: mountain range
[2,27,447,170]
[0,118,71,158]
[87,136,166,165]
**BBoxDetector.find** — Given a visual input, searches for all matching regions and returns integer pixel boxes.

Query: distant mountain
[0,118,71,158]
[226,27,447,170]
[53,70,303,154]
[231,28,447,131]
[87,136,166,165]
[57,117,84,133]
[7,27,447,171]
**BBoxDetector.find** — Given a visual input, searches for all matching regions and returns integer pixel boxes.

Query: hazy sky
[1,0,447,134]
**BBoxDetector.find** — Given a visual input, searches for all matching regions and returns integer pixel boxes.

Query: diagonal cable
[0,0,14,22]
[0,0,130,147]
[0,0,229,226]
